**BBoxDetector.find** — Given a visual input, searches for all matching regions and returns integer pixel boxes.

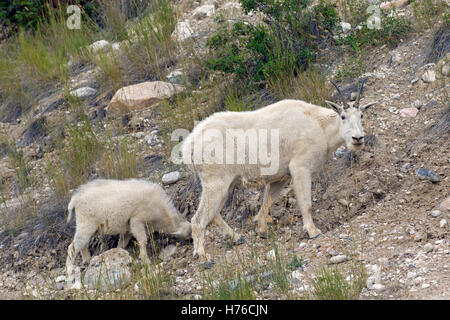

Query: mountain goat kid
[65,179,191,273]
[182,80,376,261]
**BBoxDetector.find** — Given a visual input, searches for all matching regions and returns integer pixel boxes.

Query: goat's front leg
[289,164,321,238]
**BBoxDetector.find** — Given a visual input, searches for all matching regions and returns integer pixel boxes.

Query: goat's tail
[181,132,200,182]
[67,198,76,223]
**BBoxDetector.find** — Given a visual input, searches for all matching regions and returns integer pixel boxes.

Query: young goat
[182,80,376,260]
[65,179,191,273]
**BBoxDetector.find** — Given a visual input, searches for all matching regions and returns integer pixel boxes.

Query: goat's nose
[352,136,364,143]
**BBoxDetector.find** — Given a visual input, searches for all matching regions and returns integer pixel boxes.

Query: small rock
[412,100,422,109]
[176,269,186,277]
[391,52,402,64]
[415,168,440,183]
[399,107,419,118]
[338,199,349,206]
[334,145,347,157]
[422,70,436,83]
[442,64,449,77]
[424,243,434,253]
[329,255,348,264]
[83,248,132,292]
[411,78,419,85]
[326,248,340,256]
[431,210,442,217]
[340,22,351,33]
[111,42,122,52]
[167,69,183,84]
[293,243,306,252]
[421,283,430,289]
[413,231,427,242]
[55,275,66,283]
[70,87,97,99]
[389,106,398,114]
[372,284,385,292]
[88,40,111,53]
[172,20,195,42]
[108,81,184,112]
[440,219,447,228]
[162,171,181,185]
[55,282,65,291]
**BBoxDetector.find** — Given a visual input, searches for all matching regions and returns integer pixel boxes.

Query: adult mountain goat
[182,80,376,260]
[65,179,191,273]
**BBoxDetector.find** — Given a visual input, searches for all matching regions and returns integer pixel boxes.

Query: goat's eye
[341,116,346,120]
[361,114,363,119]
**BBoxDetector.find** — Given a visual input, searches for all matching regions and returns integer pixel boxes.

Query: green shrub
[412,0,449,29]
[0,0,43,30]
[206,0,339,86]
[337,9,411,51]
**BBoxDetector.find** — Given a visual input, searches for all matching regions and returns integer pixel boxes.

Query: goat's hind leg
[192,177,234,261]
[213,214,244,245]
[129,219,150,265]
[254,178,290,237]
[118,233,132,249]
[66,223,96,274]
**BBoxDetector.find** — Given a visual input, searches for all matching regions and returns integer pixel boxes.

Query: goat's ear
[325,100,342,115]
[360,102,377,112]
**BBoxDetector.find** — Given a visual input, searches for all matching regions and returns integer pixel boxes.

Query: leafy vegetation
[206,0,339,86]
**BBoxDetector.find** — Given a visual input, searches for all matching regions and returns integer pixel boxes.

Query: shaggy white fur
[66,179,191,273]
[182,96,375,260]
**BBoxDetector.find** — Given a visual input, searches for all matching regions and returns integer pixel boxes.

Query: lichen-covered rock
[83,248,132,292]
[70,87,97,99]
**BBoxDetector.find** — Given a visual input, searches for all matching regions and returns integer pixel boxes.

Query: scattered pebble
[329,255,348,264]
[431,210,442,217]
[400,107,419,118]
[424,243,434,253]
[415,168,440,183]
[422,70,436,83]
[162,171,181,185]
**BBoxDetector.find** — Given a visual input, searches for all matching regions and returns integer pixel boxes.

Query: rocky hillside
[0,0,448,299]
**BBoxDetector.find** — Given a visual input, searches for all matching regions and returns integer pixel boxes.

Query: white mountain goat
[65,179,191,273]
[182,80,376,260]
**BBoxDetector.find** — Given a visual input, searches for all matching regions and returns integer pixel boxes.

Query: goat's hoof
[236,237,245,245]
[309,232,322,239]
[193,253,199,260]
